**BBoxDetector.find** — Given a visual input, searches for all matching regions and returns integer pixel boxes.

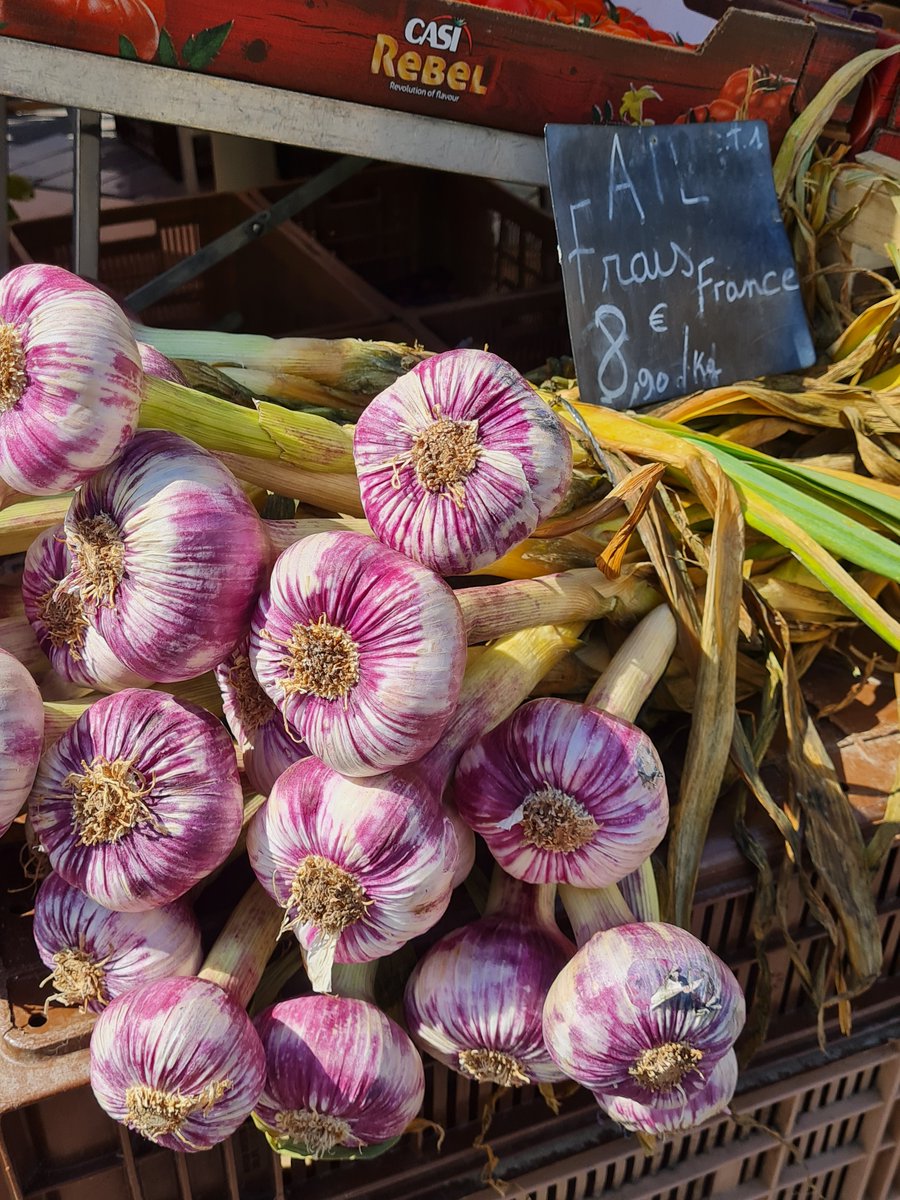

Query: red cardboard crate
[0,1,863,152]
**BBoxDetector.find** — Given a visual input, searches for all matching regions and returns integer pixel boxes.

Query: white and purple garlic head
[33,871,202,1013]
[249,530,466,778]
[353,349,572,575]
[28,688,243,911]
[23,525,149,694]
[90,976,266,1152]
[453,697,668,888]
[247,754,458,993]
[404,873,575,1088]
[543,922,745,1107]
[0,264,142,495]
[253,995,425,1156]
[59,429,269,683]
[0,646,44,836]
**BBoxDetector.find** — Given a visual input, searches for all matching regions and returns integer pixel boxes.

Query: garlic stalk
[353,349,572,575]
[597,1049,738,1136]
[542,922,746,1105]
[60,430,269,682]
[253,993,425,1157]
[0,494,72,557]
[454,605,675,890]
[33,871,202,1013]
[133,324,431,403]
[404,867,575,1087]
[248,622,584,993]
[0,646,44,836]
[23,525,149,693]
[0,265,142,495]
[29,688,243,910]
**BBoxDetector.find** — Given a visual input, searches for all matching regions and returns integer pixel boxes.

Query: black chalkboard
[545,122,816,410]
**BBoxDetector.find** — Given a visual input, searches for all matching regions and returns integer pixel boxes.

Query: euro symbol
[649,303,668,334]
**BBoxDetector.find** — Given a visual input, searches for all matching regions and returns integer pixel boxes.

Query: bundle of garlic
[0,262,763,1174]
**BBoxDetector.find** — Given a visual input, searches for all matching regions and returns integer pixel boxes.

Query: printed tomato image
[0,0,165,59]
[674,64,796,136]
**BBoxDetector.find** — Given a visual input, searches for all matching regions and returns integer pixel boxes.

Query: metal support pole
[126,153,372,313]
[72,107,101,279]
[0,96,9,277]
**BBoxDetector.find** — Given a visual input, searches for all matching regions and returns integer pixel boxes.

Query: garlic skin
[136,342,187,385]
[61,430,269,682]
[597,1049,738,1136]
[353,349,572,575]
[249,531,466,778]
[404,873,574,1086]
[90,976,266,1152]
[543,923,745,1104]
[29,688,243,911]
[23,526,149,694]
[253,996,425,1156]
[0,647,44,836]
[247,755,458,993]
[453,698,668,887]
[0,264,142,495]
[33,871,202,1013]
[216,637,309,796]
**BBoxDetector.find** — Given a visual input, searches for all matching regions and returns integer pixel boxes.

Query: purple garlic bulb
[0,646,44,836]
[90,976,266,1152]
[0,264,142,495]
[353,349,572,575]
[454,697,668,887]
[33,871,202,1013]
[60,429,269,683]
[253,995,425,1156]
[216,637,309,795]
[543,923,745,1104]
[28,688,243,911]
[249,530,466,777]
[597,1049,738,1136]
[247,755,458,993]
[23,525,149,693]
[404,871,575,1087]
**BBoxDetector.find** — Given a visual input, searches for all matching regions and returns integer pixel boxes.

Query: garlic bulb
[353,349,572,575]
[0,264,142,494]
[23,525,149,694]
[29,688,243,910]
[33,871,202,1012]
[247,755,458,993]
[597,1049,738,1136]
[216,638,309,795]
[453,698,668,887]
[253,995,425,1156]
[90,976,266,1152]
[249,530,466,777]
[60,430,269,682]
[404,870,575,1086]
[0,646,44,836]
[542,923,745,1104]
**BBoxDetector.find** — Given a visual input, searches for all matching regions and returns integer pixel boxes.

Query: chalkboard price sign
[545,122,816,410]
